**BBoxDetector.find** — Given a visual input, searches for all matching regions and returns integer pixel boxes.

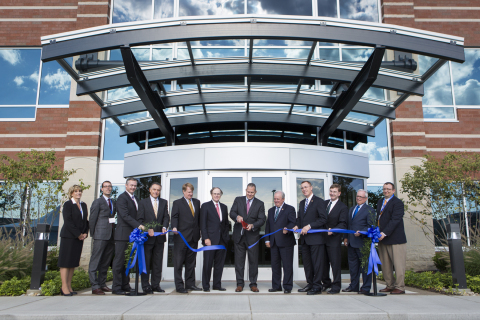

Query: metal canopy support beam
[306,41,316,66]
[186,41,195,66]
[247,76,252,92]
[120,46,174,145]
[118,112,375,137]
[249,39,253,64]
[76,62,424,97]
[318,46,386,145]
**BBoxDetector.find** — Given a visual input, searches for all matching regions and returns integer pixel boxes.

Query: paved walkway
[1,281,478,319]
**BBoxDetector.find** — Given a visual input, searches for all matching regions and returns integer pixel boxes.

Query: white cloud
[29,70,39,82]
[43,69,70,91]
[354,141,388,161]
[108,87,137,101]
[0,49,21,66]
[13,76,24,86]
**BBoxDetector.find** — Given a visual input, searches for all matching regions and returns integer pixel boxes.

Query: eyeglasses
[382,188,393,191]
[356,196,366,198]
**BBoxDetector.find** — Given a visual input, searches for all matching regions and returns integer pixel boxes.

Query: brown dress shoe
[100,287,112,292]
[235,286,243,292]
[390,289,405,294]
[379,288,394,293]
[250,286,259,292]
[92,288,105,295]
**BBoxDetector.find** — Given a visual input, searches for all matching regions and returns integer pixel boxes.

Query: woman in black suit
[58,185,89,296]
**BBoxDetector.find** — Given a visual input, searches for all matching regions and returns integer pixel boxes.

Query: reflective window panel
[452,49,480,105]
[0,49,40,105]
[103,118,142,160]
[134,175,162,200]
[112,0,152,23]
[318,0,338,18]
[339,0,379,22]
[107,86,137,101]
[254,39,312,46]
[423,106,456,119]
[154,0,174,19]
[332,175,364,208]
[353,119,389,161]
[212,177,244,267]
[319,48,340,61]
[248,0,312,16]
[0,107,36,119]
[167,177,198,267]
[179,0,244,16]
[178,48,245,59]
[420,56,453,106]
[252,48,310,59]
[39,57,73,105]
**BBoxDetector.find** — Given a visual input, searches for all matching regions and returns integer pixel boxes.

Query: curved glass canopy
[41,15,464,147]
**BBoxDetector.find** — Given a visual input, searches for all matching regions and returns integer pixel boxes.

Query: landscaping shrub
[0,276,31,296]
[0,230,34,283]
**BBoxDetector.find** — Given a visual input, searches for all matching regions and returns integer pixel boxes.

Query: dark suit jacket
[171,197,201,243]
[265,203,296,247]
[344,204,376,248]
[60,200,89,239]
[115,191,141,241]
[200,200,229,246]
[137,197,170,245]
[90,196,116,240]
[230,196,266,246]
[376,196,407,245]
[296,195,328,245]
[324,199,348,247]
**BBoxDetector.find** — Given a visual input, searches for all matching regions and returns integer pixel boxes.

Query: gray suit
[88,196,116,290]
[344,203,375,292]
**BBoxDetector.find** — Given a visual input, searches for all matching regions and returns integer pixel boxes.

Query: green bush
[41,276,62,296]
[467,275,480,293]
[46,246,60,272]
[464,250,480,277]
[0,230,34,283]
[433,252,450,272]
[0,276,31,296]
[40,268,92,296]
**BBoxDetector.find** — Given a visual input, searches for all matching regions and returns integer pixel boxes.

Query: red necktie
[215,203,221,219]
[247,200,251,215]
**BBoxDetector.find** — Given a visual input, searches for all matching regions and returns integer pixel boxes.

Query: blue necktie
[352,205,359,220]
[304,198,309,213]
[274,207,280,221]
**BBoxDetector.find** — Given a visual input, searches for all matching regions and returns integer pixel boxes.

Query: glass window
[0,107,36,119]
[332,175,364,208]
[248,0,312,15]
[103,119,142,160]
[254,39,312,47]
[154,0,174,19]
[320,48,340,61]
[452,49,480,105]
[179,0,244,16]
[112,0,152,23]
[251,48,310,59]
[107,87,137,101]
[178,48,245,59]
[0,49,40,105]
[167,177,198,267]
[339,0,379,22]
[318,0,338,18]
[353,119,389,161]
[152,48,172,60]
[367,185,383,210]
[423,106,455,119]
[420,56,453,106]
[38,58,73,105]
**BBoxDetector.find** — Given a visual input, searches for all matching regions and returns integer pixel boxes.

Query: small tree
[400,152,480,247]
[0,150,88,240]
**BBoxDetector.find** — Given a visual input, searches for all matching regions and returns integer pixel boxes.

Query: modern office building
[0,0,477,281]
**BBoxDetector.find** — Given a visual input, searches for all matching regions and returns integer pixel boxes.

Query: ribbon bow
[125,228,148,276]
[366,226,382,275]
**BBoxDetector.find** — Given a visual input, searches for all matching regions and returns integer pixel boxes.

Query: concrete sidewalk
[0,281,479,320]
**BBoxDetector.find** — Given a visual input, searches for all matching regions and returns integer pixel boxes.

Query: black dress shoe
[152,287,165,293]
[112,290,126,295]
[143,287,153,294]
[307,289,321,295]
[60,289,73,296]
[176,288,188,294]
[341,287,357,292]
[71,291,78,295]
[322,285,331,292]
[327,290,340,294]
[186,285,202,291]
[268,288,282,292]
[203,288,210,292]
[358,290,369,295]
[298,285,312,292]
[122,287,132,293]
[212,287,226,291]
[284,290,291,294]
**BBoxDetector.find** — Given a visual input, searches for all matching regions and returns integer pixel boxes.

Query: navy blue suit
[322,199,348,292]
[296,195,328,291]
[265,203,296,291]
[344,203,375,292]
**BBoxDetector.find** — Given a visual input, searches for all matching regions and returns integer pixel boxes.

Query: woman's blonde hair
[68,184,83,198]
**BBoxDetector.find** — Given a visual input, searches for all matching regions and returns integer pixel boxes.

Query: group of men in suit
[87,177,407,296]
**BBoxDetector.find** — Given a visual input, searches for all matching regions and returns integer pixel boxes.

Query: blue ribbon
[125,228,227,276]
[125,228,148,276]
[248,226,382,275]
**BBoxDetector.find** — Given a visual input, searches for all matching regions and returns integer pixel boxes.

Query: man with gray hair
[342,189,375,294]
[265,191,296,293]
